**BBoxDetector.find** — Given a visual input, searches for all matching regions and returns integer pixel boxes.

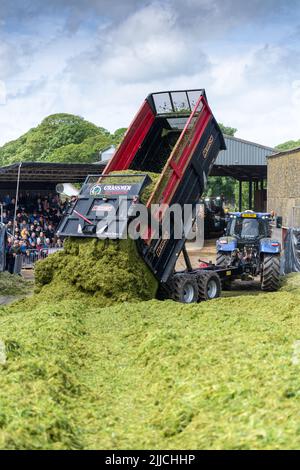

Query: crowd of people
[1,192,65,272]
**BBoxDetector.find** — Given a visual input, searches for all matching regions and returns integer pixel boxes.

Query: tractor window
[228,218,267,239]
[241,219,259,238]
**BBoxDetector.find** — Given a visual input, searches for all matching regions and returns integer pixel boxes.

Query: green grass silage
[0,272,33,297]
[109,170,161,204]
[0,298,88,449]
[34,238,158,307]
[1,275,300,449]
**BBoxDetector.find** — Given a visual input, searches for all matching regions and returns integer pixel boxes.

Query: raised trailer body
[57,90,235,302]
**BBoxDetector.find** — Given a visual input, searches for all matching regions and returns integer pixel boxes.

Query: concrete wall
[267,149,300,227]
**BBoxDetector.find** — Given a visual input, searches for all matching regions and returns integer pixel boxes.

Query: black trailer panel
[141,116,226,282]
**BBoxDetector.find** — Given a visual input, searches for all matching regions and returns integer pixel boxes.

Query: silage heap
[2,275,300,449]
[0,272,33,297]
[35,238,157,306]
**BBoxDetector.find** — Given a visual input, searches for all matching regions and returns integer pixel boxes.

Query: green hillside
[0,114,126,166]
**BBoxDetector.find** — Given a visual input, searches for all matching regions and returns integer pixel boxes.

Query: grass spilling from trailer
[1,274,300,448]
[33,169,161,307]
[34,238,158,307]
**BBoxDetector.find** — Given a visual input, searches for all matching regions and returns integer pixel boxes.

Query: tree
[47,135,112,164]
[205,176,236,206]
[275,139,300,151]
[218,123,237,136]
[0,113,114,166]
[112,128,127,145]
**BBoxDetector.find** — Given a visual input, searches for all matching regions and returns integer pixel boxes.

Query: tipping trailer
[57,89,238,302]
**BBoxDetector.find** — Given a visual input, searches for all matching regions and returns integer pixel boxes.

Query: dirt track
[176,238,217,270]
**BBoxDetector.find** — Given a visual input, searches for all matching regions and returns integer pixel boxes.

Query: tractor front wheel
[261,254,280,292]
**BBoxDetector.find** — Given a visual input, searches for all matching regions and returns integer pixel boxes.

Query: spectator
[1,191,67,258]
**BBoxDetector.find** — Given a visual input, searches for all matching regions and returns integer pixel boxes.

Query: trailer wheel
[216,252,231,267]
[197,271,221,301]
[261,254,281,292]
[171,274,199,303]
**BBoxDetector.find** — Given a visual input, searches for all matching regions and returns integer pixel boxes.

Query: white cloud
[67,2,209,84]
[0,0,300,148]
[207,46,300,146]
[0,80,6,105]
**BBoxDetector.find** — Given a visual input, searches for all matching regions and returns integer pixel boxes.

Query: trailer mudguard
[259,238,281,254]
[216,236,237,252]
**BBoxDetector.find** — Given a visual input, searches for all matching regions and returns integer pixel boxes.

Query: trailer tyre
[197,271,221,301]
[171,274,199,303]
[261,254,280,292]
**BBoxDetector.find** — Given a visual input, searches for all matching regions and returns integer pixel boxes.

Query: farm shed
[212,135,276,211]
[0,161,105,192]
[267,147,300,227]
[100,136,277,211]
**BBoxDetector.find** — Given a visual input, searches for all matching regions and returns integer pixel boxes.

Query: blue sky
[0,0,300,147]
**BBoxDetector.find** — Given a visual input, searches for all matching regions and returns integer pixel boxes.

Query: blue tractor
[216,211,281,291]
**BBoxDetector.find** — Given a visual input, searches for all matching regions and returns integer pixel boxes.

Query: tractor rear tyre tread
[216,252,232,290]
[216,252,231,267]
[261,254,280,292]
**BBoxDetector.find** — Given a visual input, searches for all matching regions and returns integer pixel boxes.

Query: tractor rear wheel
[197,271,221,301]
[171,274,199,303]
[261,254,281,292]
[216,252,231,267]
[216,252,232,289]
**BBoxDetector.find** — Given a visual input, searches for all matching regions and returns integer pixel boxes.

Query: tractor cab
[225,211,271,243]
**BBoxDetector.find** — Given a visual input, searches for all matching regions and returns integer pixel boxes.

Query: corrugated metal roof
[0,162,105,182]
[216,135,276,166]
